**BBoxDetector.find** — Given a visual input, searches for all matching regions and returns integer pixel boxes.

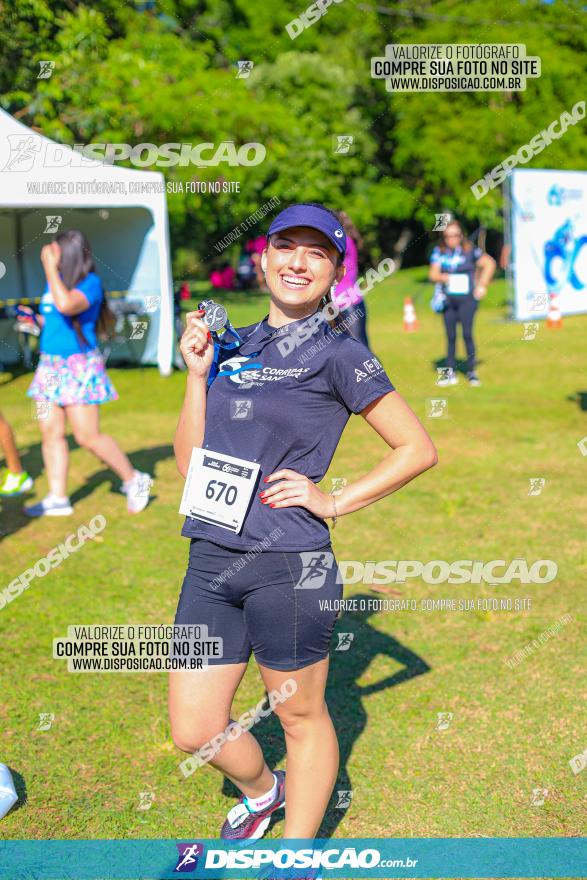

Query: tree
[2,0,585,271]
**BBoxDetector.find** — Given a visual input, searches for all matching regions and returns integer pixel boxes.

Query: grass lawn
[0,267,586,845]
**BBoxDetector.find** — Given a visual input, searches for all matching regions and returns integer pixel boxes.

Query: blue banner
[0,838,585,879]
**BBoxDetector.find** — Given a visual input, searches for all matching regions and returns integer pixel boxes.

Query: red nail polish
[207,331,212,340]
[269,503,275,508]
[263,477,269,483]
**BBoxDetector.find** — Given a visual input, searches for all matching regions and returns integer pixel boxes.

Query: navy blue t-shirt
[430,245,483,297]
[181,313,395,551]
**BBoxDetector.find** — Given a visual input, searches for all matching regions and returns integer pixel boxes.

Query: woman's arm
[173,310,215,478]
[45,266,91,316]
[332,391,438,517]
[428,263,449,284]
[174,374,208,478]
[262,391,437,519]
[473,253,497,298]
[41,245,91,316]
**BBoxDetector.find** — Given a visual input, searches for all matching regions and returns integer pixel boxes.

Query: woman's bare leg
[0,412,23,473]
[38,404,68,496]
[66,404,134,482]
[258,657,338,838]
[169,664,275,797]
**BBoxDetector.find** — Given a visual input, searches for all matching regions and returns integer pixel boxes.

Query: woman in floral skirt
[24,229,152,517]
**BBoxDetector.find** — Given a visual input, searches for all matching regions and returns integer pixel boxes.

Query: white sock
[122,470,139,489]
[244,774,278,812]
[48,495,68,504]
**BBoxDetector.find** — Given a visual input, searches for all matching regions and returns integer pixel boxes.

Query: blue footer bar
[0,838,585,879]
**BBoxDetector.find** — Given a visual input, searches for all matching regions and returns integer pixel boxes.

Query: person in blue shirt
[170,203,438,854]
[429,220,496,387]
[24,229,151,517]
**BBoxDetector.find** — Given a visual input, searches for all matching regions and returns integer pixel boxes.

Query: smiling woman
[263,202,345,304]
[170,201,437,861]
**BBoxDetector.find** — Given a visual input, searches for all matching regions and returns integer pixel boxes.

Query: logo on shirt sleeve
[355,356,383,382]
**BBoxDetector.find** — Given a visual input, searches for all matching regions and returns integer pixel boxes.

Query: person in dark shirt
[170,203,438,848]
[429,220,496,387]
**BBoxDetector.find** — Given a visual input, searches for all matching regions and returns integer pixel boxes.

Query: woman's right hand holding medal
[180,310,215,377]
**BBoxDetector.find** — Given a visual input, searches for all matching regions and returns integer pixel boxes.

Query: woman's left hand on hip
[260,468,333,519]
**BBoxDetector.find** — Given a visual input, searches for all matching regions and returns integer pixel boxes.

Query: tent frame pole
[502,177,514,320]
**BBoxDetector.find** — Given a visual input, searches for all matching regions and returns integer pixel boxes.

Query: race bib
[179,448,260,534]
[447,273,470,295]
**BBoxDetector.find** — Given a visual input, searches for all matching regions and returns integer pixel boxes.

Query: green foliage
[1,0,585,272]
[383,1,587,226]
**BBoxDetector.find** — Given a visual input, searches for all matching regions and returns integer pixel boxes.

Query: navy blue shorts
[174,538,343,671]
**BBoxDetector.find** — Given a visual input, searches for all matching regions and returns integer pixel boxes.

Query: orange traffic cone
[546,294,563,329]
[403,296,418,332]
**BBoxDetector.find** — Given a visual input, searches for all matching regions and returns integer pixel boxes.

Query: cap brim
[267,221,345,255]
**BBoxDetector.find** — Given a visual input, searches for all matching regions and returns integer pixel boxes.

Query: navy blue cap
[267,204,346,257]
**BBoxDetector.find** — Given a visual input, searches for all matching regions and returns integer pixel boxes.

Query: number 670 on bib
[179,447,260,534]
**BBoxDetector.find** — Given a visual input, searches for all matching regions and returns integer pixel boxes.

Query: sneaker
[437,368,458,387]
[221,770,286,842]
[24,495,73,517]
[121,470,153,514]
[466,371,481,387]
[0,470,34,496]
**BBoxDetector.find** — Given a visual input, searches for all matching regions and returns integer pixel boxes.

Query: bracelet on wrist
[329,491,338,528]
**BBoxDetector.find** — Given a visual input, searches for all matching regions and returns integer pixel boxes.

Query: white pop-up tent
[0,109,175,374]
